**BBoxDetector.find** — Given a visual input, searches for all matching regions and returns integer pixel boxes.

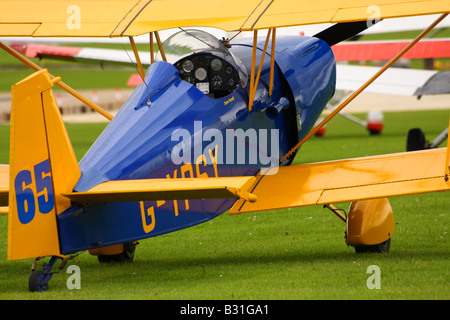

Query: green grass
[0,109,448,300]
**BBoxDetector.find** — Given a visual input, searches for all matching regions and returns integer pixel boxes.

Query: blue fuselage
[58,35,336,254]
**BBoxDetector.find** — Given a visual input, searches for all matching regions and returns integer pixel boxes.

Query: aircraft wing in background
[333,38,450,96]
[332,38,450,61]
[336,64,450,96]
[12,43,153,67]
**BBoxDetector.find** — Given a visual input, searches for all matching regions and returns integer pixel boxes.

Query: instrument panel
[174,53,241,98]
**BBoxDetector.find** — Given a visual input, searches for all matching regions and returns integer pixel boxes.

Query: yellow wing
[62,176,257,204]
[0,163,256,207]
[249,0,450,31]
[0,166,256,214]
[230,148,450,214]
[0,0,448,37]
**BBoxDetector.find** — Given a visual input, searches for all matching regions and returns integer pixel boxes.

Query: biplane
[0,0,449,292]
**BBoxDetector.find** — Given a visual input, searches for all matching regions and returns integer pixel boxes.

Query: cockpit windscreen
[156,30,248,98]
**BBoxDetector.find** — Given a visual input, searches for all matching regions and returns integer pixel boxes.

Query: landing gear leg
[28,255,73,292]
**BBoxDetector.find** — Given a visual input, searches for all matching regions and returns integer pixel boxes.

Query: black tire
[29,270,48,292]
[407,128,430,151]
[354,238,391,254]
[97,242,136,263]
[369,129,381,135]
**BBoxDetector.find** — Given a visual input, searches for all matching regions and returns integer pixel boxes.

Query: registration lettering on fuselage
[140,146,219,233]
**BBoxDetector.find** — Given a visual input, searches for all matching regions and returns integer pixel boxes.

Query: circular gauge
[182,60,194,73]
[195,67,207,81]
[211,58,222,71]
[225,66,234,75]
[212,75,223,87]
[227,78,235,87]
[184,75,195,84]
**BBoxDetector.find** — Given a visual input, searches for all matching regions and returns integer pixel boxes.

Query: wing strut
[154,31,167,62]
[0,41,114,121]
[446,117,450,181]
[280,13,449,163]
[147,31,166,63]
[249,28,276,111]
[269,28,276,96]
[129,36,145,79]
[149,33,155,64]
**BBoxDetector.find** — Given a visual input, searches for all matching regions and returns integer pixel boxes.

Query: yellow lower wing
[230,148,450,214]
[2,162,257,207]
[4,148,449,215]
[63,176,257,204]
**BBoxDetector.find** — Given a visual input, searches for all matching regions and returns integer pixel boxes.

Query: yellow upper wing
[0,0,448,37]
[249,0,450,31]
[230,148,450,214]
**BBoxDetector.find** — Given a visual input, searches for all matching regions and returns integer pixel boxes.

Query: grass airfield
[0,108,448,300]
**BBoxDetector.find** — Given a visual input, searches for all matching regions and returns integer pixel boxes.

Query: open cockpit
[156,30,248,98]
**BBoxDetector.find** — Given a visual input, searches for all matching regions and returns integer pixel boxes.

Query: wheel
[98,242,136,263]
[369,129,382,135]
[406,128,430,151]
[29,270,48,292]
[354,238,391,254]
